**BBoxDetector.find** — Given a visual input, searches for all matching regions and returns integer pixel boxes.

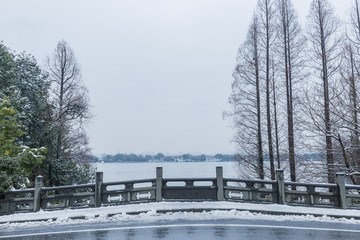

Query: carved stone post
[95,172,103,207]
[217,167,224,201]
[156,167,163,202]
[34,175,43,212]
[336,173,346,209]
[276,170,285,204]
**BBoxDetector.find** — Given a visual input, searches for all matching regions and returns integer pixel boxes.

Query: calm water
[95,162,238,182]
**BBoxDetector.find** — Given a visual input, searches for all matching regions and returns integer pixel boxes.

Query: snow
[1,201,360,230]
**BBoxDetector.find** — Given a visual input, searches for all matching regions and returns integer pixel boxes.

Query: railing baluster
[336,173,346,209]
[126,183,133,202]
[156,167,163,202]
[276,170,285,204]
[34,175,43,212]
[216,167,224,201]
[95,172,103,207]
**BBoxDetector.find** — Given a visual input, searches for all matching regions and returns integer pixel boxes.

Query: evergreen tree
[0,43,15,95]
[13,52,53,179]
[0,98,46,191]
[0,41,94,188]
[14,52,51,148]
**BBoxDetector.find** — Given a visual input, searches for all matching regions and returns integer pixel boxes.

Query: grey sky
[1,0,353,155]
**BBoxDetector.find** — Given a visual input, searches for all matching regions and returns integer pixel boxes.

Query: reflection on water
[153,228,169,239]
[237,227,259,239]
[92,230,108,240]
[214,226,226,238]
[273,228,291,239]
[186,226,196,236]
[328,231,353,239]
[126,229,137,240]
[8,225,360,240]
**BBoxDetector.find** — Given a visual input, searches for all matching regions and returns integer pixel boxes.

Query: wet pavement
[1,218,360,240]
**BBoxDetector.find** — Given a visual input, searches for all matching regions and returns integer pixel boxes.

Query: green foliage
[18,146,47,176]
[47,158,95,186]
[0,98,45,191]
[0,41,95,190]
[0,156,25,192]
[0,42,15,94]
[13,52,51,149]
[0,99,25,156]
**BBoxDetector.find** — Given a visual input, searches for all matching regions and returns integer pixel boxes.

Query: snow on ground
[1,201,360,230]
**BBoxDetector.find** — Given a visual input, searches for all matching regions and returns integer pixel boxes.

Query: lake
[95,162,238,182]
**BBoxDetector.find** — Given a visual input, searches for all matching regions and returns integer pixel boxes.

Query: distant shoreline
[96,160,235,163]
[91,153,235,163]
[91,153,323,164]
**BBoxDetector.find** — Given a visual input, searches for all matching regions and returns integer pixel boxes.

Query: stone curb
[125,208,360,220]
[1,207,360,225]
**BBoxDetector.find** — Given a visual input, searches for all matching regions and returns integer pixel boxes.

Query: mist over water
[96,162,237,182]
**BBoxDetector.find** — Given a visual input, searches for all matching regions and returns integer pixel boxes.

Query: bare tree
[306,0,342,183]
[347,0,360,156]
[343,0,360,183]
[257,0,277,180]
[328,0,360,183]
[228,15,265,179]
[349,0,360,45]
[46,40,93,186]
[276,0,307,183]
[271,58,282,169]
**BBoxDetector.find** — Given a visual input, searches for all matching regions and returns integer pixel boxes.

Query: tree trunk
[286,3,296,184]
[255,22,265,180]
[349,44,359,184]
[317,0,335,183]
[272,62,281,169]
[264,0,275,180]
[280,0,296,182]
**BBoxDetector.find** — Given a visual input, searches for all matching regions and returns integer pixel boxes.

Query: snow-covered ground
[1,201,360,230]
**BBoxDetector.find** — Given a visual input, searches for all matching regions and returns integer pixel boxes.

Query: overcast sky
[1,0,354,156]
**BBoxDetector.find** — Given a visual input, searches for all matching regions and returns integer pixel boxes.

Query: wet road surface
[1,218,360,240]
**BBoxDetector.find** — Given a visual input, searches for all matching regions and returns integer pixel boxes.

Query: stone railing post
[156,167,163,202]
[95,172,103,207]
[336,173,346,209]
[34,175,43,212]
[276,170,285,204]
[217,166,224,201]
